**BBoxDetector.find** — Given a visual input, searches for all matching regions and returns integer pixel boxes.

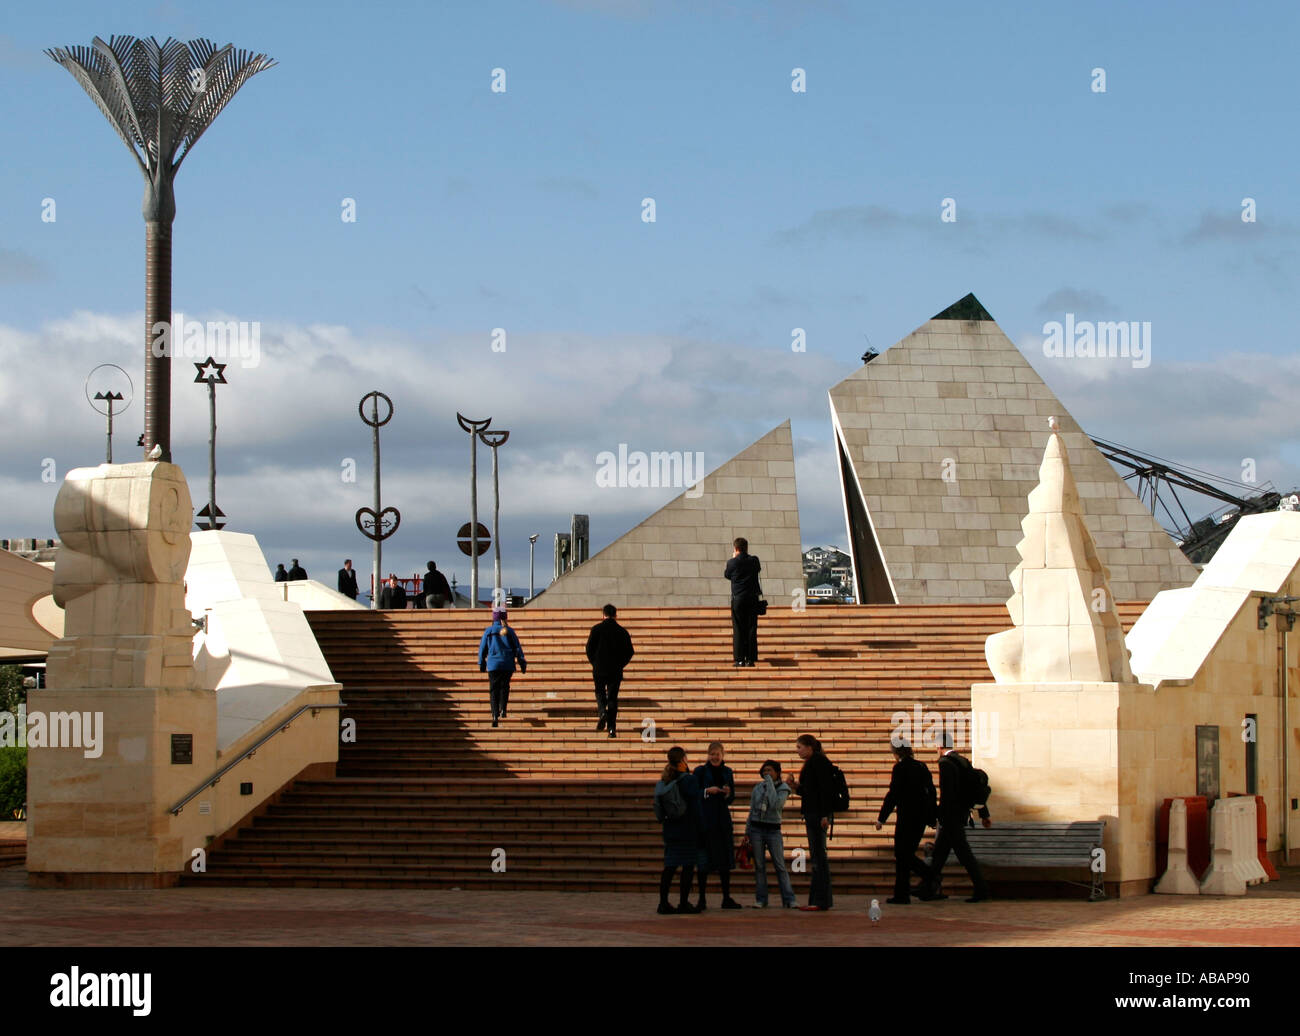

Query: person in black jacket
[875,740,937,904]
[655,746,705,914]
[273,563,289,583]
[287,558,307,581]
[724,537,762,667]
[337,559,359,600]
[922,732,991,903]
[377,576,408,610]
[789,733,834,911]
[585,604,634,738]
[693,741,741,910]
[421,561,452,609]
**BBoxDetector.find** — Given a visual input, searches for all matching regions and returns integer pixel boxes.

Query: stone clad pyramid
[828,294,1199,604]
[535,421,803,607]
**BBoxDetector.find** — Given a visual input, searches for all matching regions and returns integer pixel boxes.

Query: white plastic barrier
[1230,797,1268,886]
[1200,798,1247,895]
[1155,798,1200,895]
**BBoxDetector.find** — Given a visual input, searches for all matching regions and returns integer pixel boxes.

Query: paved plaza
[3,864,1297,948]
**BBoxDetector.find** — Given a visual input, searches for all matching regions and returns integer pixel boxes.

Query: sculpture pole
[457,414,492,608]
[356,392,399,608]
[48,36,275,462]
[479,430,510,606]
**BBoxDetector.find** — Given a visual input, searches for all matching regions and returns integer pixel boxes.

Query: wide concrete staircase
[184,603,1146,893]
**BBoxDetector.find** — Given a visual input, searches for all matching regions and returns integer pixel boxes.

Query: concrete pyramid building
[535,421,803,607]
[829,294,1199,604]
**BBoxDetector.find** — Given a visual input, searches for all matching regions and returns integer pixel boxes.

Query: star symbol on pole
[194,357,228,384]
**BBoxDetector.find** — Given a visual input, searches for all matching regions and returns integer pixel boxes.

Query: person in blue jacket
[478,608,526,727]
[655,746,705,914]
[693,741,741,910]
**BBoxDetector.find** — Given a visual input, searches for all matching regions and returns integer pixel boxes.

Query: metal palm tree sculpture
[47,36,275,462]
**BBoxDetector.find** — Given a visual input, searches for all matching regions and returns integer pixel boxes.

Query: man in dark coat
[790,734,835,911]
[337,559,359,600]
[377,576,408,610]
[585,603,634,738]
[273,563,289,582]
[875,740,937,904]
[693,742,741,910]
[422,561,452,609]
[923,732,991,903]
[723,536,762,667]
[287,558,308,581]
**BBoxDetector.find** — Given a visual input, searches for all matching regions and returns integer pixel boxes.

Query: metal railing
[168,702,346,816]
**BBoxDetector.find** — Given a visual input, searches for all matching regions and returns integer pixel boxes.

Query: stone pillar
[26,461,213,885]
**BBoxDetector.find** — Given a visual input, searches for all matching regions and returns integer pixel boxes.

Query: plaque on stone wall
[171,733,193,765]
[1195,725,1219,802]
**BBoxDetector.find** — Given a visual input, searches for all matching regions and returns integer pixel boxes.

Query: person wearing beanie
[478,608,526,727]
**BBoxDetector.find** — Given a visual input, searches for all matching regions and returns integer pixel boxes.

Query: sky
[1,0,1298,597]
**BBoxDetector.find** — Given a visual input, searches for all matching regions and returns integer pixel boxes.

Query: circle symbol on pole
[359,391,394,427]
[85,364,133,416]
[457,522,491,556]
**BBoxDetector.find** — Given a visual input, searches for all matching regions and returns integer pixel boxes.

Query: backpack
[955,756,991,811]
[654,777,688,822]
[829,764,850,813]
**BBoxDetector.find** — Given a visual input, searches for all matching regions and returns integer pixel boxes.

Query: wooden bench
[965,821,1106,900]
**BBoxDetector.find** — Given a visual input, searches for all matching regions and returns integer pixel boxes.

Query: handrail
[168,702,346,816]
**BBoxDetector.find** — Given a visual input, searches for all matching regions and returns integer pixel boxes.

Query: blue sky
[2,0,1297,594]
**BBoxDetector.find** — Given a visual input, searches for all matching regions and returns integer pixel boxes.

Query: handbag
[737,833,754,870]
[755,577,768,616]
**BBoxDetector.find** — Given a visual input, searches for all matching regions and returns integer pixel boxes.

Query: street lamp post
[528,533,539,601]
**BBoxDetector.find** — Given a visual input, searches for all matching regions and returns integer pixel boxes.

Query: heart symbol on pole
[355,506,401,542]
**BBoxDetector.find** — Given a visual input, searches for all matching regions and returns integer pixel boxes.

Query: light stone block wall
[534,421,803,607]
[973,514,1300,890]
[830,316,1200,604]
[28,523,341,879]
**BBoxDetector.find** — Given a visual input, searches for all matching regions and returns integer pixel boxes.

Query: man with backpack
[921,731,991,903]
[789,734,848,911]
[875,740,937,904]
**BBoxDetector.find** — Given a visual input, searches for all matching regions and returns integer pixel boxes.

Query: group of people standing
[653,734,991,914]
[653,735,839,914]
[335,559,453,609]
[273,559,308,582]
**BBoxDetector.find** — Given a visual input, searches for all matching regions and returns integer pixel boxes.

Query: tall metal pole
[106,396,115,463]
[479,430,510,608]
[207,379,217,521]
[529,533,538,600]
[372,394,381,610]
[457,414,492,609]
[471,430,479,607]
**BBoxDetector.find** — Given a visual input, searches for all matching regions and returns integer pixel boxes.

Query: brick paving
[2,865,1298,947]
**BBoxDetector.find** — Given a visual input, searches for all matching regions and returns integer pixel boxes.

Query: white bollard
[1155,798,1200,895]
[1200,798,1247,896]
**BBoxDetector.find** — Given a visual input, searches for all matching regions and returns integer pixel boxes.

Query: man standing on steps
[922,731,991,903]
[479,608,526,728]
[724,536,762,667]
[585,603,634,738]
[337,559,359,601]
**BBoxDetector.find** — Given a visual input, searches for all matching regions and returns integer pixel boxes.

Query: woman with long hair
[653,746,705,914]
